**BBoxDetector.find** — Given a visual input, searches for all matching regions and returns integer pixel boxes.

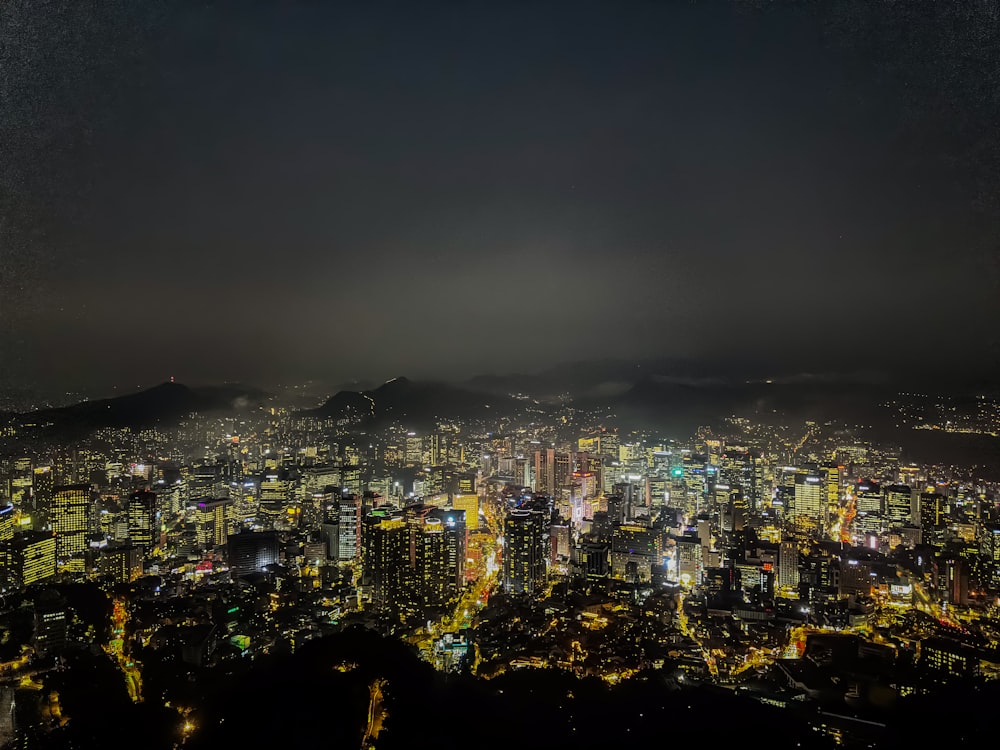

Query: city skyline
[3,0,1000,391]
[4,2,1000,747]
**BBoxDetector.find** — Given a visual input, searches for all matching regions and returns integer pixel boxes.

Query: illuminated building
[259,472,292,528]
[319,492,340,560]
[533,449,571,496]
[778,539,800,590]
[919,492,947,546]
[31,466,54,522]
[550,522,570,562]
[855,482,883,514]
[434,507,467,593]
[611,523,661,582]
[791,471,826,529]
[456,473,476,495]
[452,494,479,530]
[721,451,759,511]
[362,505,465,614]
[675,534,703,585]
[33,591,69,657]
[405,434,425,465]
[884,484,913,526]
[940,557,969,606]
[502,509,547,595]
[0,505,14,544]
[821,462,842,520]
[383,444,404,468]
[7,458,32,508]
[227,531,280,576]
[302,466,343,498]
[414,517,455,607]
[99,544,143,583]
[920,637,980,680]
[51,484,91,572]
[342,465,362,495]
[595,431,619,459]
[127,489,159,553]
[9,530,56,588]
[363,510,408,608]
[983,525,1000,565]
[839,558,874,597]
[577,540,610,579]
[800,554,840,602]
[196,499,230,549]
[854,481,884,537]
[339,493,362,561]
[645,475,668,508]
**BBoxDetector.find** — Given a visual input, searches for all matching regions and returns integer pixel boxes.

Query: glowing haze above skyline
[2,0,999,392]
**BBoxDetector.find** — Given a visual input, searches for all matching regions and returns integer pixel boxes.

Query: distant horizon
[4,354,999,411]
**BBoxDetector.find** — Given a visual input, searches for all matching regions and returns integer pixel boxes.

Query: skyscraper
[9,530,57,588]
[0,505,14,544]
[31,466,54,523]
[778,539,800,590]
[919,492,947,547]
[610,523,661,582]
[362,504,465,616]
[127,490,159,553]
[854,481,884,537]
[51,485,90,572]
[533,449,571,496]
[792,471,825,529]
[195,499,230,550]
[451,494,479,531]
[259,472,292,529]
[885,484,913,526]
[502,509,547,595]
[339,493,362,562]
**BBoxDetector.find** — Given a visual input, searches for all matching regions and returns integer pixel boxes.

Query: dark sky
[2,0,999,392]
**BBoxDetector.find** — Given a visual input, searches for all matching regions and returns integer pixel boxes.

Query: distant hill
[591,375,894,435]
[465,358,708,399]
[10,382,268,439]
[307,377,514,428]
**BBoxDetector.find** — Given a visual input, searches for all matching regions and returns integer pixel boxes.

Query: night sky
[2,0,999,393]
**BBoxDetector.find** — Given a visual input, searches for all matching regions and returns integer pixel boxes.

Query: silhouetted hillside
[308,377,514,428]
[11,382,267,439]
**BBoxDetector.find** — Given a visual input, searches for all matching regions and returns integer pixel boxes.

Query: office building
[452,494,480,531]
[51,485,90,572]
[792,471,826,528]
[9,531,57,588]
[99,544,143,584]
[339,493,362,561]
[195,499,230,550]
[227,531,280,577]
[0,505,14,544]
[885,484,913,526]
[127,490,159,553]
[610,523,661,582]
[362,505,466,615]
[502,509,547,595]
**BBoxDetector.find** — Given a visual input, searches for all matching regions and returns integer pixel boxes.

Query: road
[104,597,143,702]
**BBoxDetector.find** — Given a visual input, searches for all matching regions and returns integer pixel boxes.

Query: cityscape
[0,374,998,747]
[3,0,1000,748]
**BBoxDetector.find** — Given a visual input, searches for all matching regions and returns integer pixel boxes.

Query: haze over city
[3,0,1000,394]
